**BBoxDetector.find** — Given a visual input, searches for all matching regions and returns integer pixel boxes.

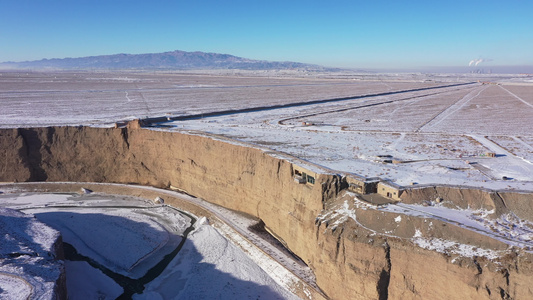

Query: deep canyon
[1,125,532,299]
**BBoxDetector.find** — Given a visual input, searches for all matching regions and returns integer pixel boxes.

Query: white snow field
[137,224,298,300]
[0,71,448,128]
[161,82,533,191]
[0,207,63,300]
[0,190,299,299]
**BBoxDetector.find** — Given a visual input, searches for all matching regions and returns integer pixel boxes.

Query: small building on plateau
[346,175,379,194]
[377,181,402,201]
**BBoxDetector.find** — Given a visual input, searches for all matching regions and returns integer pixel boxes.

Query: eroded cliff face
[400,186,533,222]
[1,126,532,299]
[0,128,32,180]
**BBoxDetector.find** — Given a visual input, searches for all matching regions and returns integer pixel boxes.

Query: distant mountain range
[0,50,338,71]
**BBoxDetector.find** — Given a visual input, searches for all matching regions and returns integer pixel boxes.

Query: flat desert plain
[1,71,532,191]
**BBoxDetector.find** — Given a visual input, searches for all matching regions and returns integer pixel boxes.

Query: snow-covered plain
[0,71,447,128]
[161,83,533,191]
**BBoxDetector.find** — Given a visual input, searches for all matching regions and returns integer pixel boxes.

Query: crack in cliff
[490,268,512,299]
[315,219,321,241]
[189,158,207,173]
[473,258,483,274]
[334,226,345,261]
[17,128,31,157]
[18,128,48,181]
[495,192,508,212]
[321,175,344,209]
[121,128,130,149]
[377,241,391,300]
[342,232,346,265]
[502,269,510,286]
[499,287,511,299]
[485,285,492,296]
[140,162,153,175]
[458,189,465,203]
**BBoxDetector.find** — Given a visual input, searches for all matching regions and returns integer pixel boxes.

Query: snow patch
[413,235,502,260]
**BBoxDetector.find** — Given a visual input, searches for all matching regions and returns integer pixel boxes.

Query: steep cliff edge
[1,126,532,299]
[400,186,533,223]
[316,190,533,299]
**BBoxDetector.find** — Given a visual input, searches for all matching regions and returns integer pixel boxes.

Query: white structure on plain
[80,187,92,194]
[154,196,164,204]
[196,216,209,226]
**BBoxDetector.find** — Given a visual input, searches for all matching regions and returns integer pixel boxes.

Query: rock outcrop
[1,126,532,299]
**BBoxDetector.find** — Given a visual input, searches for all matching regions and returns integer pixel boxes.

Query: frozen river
[0,188,300,299]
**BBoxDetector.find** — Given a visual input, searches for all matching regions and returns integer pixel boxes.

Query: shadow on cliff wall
[19,128,49,181]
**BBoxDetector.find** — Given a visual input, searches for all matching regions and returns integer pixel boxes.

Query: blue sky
[1,0,532,68]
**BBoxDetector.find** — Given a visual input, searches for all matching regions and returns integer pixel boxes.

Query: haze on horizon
[1,0,532,70]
